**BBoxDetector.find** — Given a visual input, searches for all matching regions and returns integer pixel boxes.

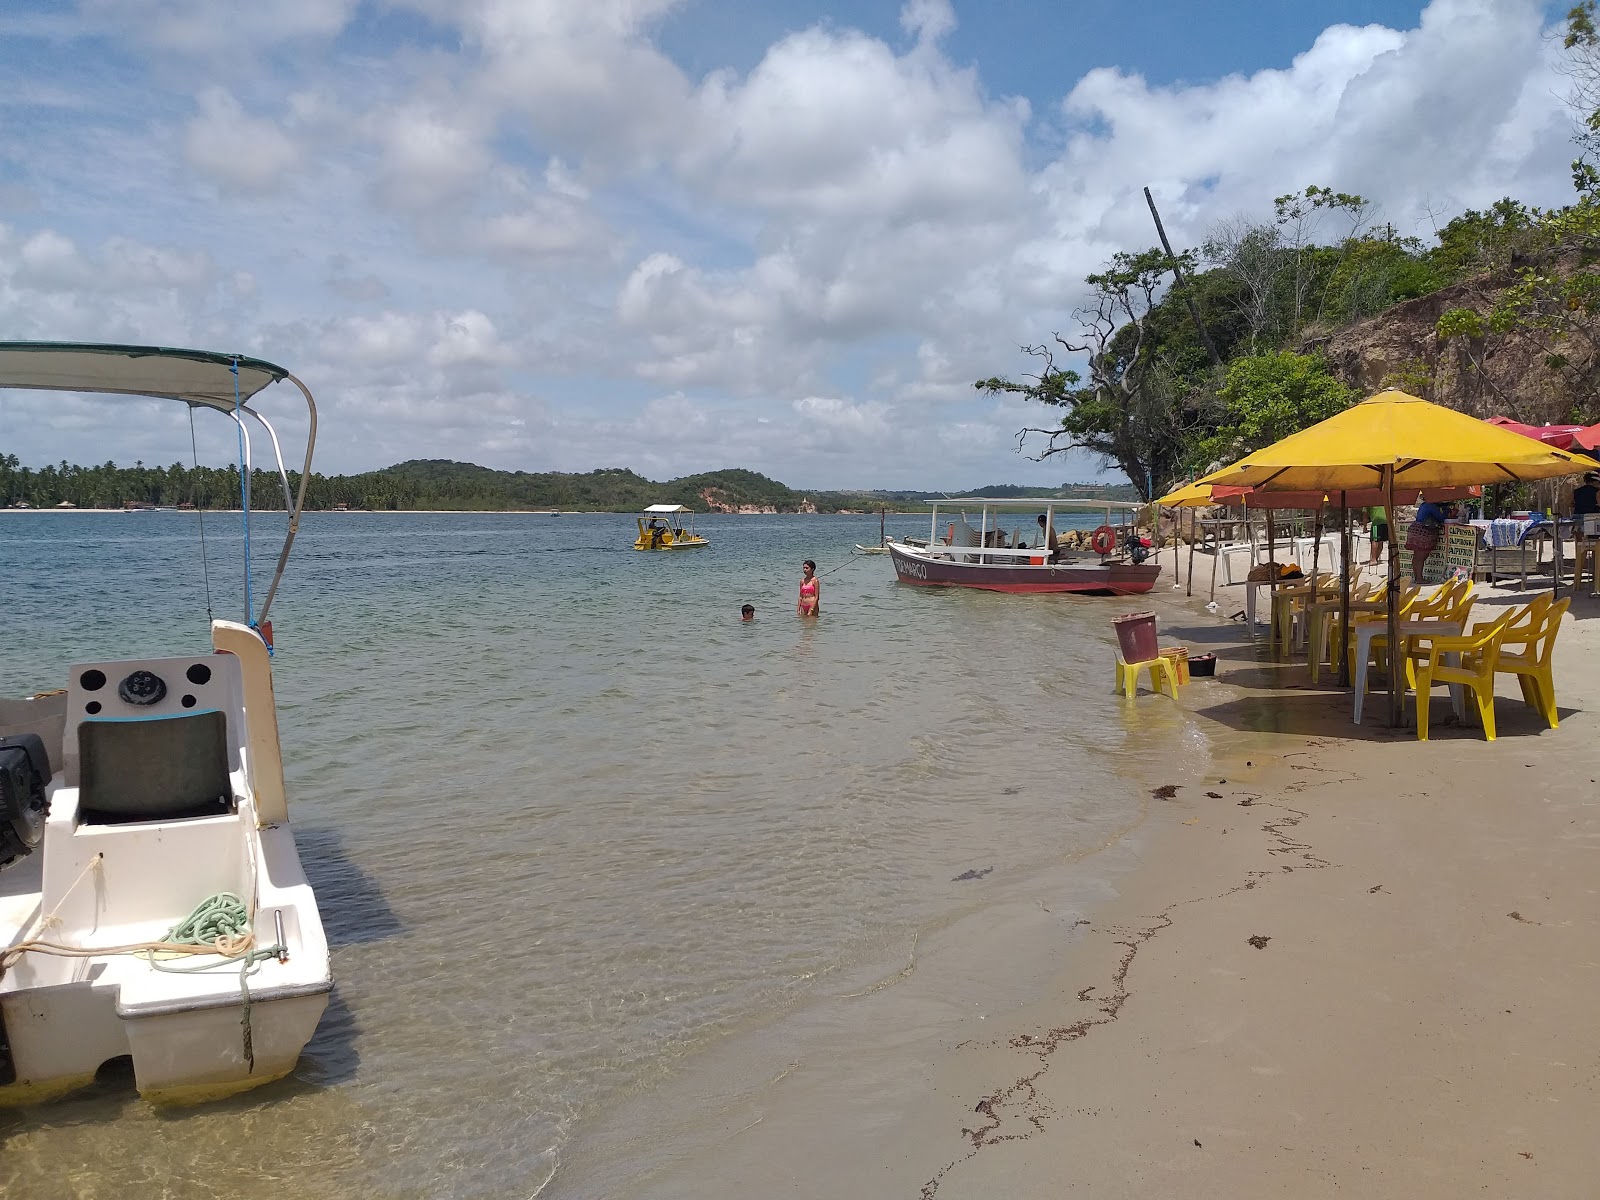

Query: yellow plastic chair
[1114,653,1179,699]
[1272,573,1340,655]
[1411,577,1469,620]
[1411,612,1515,741]
[1471,592,1551,647]
[1492,596,1570,729]
[1397,583,1479,686]
[1325,580,1380,666]
[1346,585,1421,681]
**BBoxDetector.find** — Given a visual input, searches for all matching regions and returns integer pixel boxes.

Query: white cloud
[183,88,303,193]
[77,0,358,54]
[901,0,957,45]
[428,310,516,368]
[0,0,1586,490]
[369,101,494,211]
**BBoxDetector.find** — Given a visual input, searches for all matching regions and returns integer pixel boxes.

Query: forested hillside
[975,4,1600,500]
[0,455,1134,513]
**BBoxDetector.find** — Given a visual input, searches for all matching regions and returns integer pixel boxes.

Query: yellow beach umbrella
[1194,390,1590,726]
[1157,481,1215,507]
[1191,389,1591,492]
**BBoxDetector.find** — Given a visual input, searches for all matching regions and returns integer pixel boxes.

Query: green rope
[141,892,285,1074]
[164,891,252,948]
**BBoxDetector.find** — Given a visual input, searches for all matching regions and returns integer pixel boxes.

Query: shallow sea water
[0,510,1194,1199]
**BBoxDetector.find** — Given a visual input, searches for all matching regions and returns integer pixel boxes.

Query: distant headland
[0,455,1137,513]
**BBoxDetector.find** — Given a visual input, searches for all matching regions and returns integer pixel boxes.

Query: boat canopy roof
[643,504,693,514]
[929,497,1145,511]
[0,342,293,412]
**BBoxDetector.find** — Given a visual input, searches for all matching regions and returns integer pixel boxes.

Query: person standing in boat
[797,560,821,617]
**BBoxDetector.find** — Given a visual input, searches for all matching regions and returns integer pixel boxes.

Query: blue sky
[0,0,1580,490]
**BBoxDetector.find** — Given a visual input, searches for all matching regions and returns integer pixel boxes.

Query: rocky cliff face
[1308,261,1600,425]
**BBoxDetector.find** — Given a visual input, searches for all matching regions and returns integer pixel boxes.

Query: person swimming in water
[797,560,820,617]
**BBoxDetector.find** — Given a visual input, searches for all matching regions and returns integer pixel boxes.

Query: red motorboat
[886,498,1160,595]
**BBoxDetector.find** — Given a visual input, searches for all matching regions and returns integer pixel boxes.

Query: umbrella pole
[1266,509,1278,653]
[1339,493,1351,688]
[1385,466,1402,728]
[1209,514,1219,603]
[1554,510,1564,600]
[1187,508,1196,597]
[1311,504,1322,583]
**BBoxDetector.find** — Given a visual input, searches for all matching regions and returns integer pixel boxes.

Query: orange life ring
[1090,525,1117,555]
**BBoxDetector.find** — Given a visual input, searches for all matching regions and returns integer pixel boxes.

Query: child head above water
[741,604,755,621]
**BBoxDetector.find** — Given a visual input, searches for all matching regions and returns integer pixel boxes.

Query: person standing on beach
[797,560,820,617]
[1367,505,1389,568]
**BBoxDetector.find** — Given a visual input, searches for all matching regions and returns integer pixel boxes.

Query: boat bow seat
[78,710,234,824]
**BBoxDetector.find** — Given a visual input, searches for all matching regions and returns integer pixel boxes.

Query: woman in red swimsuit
[797,560,820,616]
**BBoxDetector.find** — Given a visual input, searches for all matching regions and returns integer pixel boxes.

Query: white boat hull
[1,978,328,1106]
[0,344,332,1108]
[0,628,332,1107]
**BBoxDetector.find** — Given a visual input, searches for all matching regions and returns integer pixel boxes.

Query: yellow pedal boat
[634,504,708,551]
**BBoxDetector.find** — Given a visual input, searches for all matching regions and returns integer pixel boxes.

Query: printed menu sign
[1398,522,1476,584]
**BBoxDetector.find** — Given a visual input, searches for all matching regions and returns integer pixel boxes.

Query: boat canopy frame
[916,497,1143,563]
[0,341,319,626]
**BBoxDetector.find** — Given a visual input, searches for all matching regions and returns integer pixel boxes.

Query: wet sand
[557,571,1600,1198]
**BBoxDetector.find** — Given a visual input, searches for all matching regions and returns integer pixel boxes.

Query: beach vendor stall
[1167,390,1591,726]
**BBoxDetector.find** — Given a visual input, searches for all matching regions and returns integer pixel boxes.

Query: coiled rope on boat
[0,859,286,1074]
[151,891,255,958]
[142,891,285,1074]
[0,858,275,972]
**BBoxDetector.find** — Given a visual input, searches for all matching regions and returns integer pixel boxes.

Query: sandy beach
[556,567,1600,1198]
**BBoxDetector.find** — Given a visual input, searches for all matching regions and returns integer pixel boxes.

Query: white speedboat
[0,342,332,1105]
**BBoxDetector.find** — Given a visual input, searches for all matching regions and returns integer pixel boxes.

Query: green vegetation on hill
[974,11,1600,501]
[0,454,1130,512]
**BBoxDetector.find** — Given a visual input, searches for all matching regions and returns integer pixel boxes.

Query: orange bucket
[1159,646,1190,685]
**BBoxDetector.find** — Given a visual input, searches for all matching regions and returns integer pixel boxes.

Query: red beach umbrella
[1572,422,1600,452]
[1485,416,1584,449]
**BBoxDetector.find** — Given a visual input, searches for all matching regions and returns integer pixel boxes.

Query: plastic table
[1305,598,1386,684]
[1351,618,1465,725]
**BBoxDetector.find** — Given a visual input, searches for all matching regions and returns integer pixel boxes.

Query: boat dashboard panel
[61,654,245,790]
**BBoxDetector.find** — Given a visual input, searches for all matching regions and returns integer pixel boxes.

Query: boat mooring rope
[0,867,284,1076]
[142,891,284,1075]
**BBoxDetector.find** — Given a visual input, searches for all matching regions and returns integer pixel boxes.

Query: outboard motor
[1123,529,1151,565]
[0,733,50,868]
